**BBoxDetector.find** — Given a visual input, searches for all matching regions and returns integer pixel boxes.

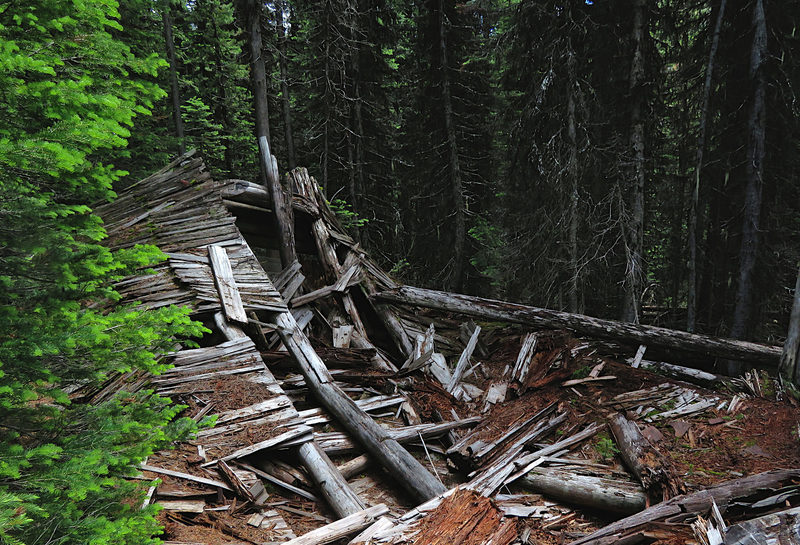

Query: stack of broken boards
[81,152,800,545]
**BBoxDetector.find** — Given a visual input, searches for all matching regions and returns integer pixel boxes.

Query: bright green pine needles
[0,2,207,544]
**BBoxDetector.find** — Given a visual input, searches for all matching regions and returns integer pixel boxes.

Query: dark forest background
[120,0,799,342]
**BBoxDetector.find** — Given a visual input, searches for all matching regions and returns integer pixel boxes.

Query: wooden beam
[208,245,248,323]
[273,310,447,502]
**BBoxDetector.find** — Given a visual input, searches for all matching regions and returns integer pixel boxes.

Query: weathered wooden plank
[280,505,389,545]
[208,245,248,323]
[140,464,232,492]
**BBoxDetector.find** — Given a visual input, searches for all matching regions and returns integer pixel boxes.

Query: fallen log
[520,468,647,516]
[374,286,781,365]
[281,504,389,545]
[608,413,684,502]
[568,469,800,545]
[214,318,362,518]
[273,310,447,502]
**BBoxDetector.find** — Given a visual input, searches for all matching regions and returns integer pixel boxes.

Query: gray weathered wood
[281,504,389,545]
[273,310,447,502]
[374,286,782,365]
[208,245,248,323]
[521,468,647,515]
[297,441,366,518]
[446,325,481,392]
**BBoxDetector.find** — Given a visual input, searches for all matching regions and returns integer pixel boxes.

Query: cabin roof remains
[83,152,800,545]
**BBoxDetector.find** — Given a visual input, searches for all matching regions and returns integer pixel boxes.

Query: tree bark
[566,46,580,313]
[277,0,296,171]
[779,267,800,386]
[621,0,646,324]
[438,0,466,292]
[243,0,296,268]
[730,0,767,342]
[687,0,727,333]
[373,285,782,365]
[162,1,185,155]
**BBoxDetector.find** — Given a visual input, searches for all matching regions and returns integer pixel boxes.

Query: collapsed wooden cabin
[83,152,800,544]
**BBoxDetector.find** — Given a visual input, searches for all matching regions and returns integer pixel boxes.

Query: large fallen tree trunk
[568,469,800,545]
[273,310,447,502]
[373,286,781,365]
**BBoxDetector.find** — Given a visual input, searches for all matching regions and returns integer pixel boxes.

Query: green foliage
[0,1,206,543]
[329,198,369,231]
[594,434,620,461]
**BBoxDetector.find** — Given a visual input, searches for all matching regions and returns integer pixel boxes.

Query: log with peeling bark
[374,286,781,365]
[608,412,684,502]
[521,468,647,515]
[272,310,447,502]
[568,469,800,545]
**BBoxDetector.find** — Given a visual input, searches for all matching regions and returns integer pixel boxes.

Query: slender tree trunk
[779,268,800,386]
[322,2,331,196]
[243,0,296,267]
[566,48,580,314]
[688,0,727,332]
[621,0,646,324]
[730,0,767,341]
[277,1,296,171]
[439,0,466,292]
[162,2,185,155]
[347,0,364,220]
[211,9,234,175]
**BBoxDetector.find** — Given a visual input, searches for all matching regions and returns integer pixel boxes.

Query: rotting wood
[280,504,389,545]
[273,310,447,502]
[446,324,481,393]
[608,412,684,502]
[218,460,257,503]
[521,468,647,515]
[724,506,800,545]
[567,469,800,545]
[140,464,233,492]
[157,500,206,513]
[374,286,782,365]
[208,245,248,323]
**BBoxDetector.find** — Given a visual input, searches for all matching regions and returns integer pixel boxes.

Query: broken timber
[271,309,448,502]
[374,286,781,364]
[608,412,684,502]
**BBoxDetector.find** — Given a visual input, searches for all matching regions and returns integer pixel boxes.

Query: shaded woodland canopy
[119,0,800,343]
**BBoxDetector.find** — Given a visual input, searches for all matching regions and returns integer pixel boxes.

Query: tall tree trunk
[779,268,800,386]
[566,48,580,314]
[243,0,296,268]
[211,8,234,175]
[730,0,767,341]
[439,0,466,292]
[688,0,727,332]
[277,0,296,171]
[162,2,185,155]
[621,0,646,324]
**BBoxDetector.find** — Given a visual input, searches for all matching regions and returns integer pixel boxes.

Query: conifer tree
[0,2,206,543]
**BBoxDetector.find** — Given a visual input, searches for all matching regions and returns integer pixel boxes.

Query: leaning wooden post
[243,0,296,268]
[272,310,447,502]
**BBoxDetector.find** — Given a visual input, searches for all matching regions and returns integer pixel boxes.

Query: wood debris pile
[85,152,800,544]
